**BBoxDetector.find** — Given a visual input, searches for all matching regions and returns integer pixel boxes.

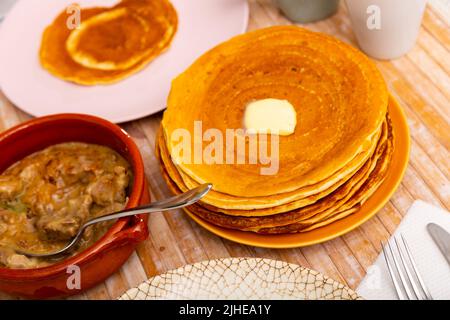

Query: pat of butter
[244,99,297,136]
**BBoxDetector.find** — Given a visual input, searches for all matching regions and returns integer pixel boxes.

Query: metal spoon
[16,183,212,258]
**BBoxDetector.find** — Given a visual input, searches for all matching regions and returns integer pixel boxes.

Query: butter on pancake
[39,0,177,85]
[244,99,297,136]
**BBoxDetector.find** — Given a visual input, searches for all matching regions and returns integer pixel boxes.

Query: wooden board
[0,0,448,300]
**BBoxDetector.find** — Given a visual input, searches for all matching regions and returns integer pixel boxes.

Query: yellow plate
[184,95,410,248]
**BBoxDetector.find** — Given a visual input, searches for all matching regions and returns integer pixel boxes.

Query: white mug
[345,0,427,60]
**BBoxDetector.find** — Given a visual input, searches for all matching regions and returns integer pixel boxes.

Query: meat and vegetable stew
[0,143,132,269]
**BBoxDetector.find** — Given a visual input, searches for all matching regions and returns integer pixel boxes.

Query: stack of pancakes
[40,0,177,85]
[157,26,394,234]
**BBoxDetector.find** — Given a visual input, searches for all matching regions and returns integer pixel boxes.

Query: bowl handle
[83,214,148,262]
[112,215,149,244]
[96,182,151,251]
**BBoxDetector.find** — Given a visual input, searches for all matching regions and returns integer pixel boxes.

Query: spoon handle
[83,183,212,228]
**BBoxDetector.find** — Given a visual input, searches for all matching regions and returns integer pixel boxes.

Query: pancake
[40,0,177,85]
[157,121,385,214]
[161,25,388,197]
[66,7,174,71]
[157,115,391,231]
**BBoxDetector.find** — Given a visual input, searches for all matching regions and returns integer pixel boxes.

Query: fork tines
[382,235,433,300]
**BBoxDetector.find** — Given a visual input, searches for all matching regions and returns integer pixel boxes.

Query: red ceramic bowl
[0,114,150,299]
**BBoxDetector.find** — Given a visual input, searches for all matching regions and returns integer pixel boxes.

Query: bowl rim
[0,113,145,279]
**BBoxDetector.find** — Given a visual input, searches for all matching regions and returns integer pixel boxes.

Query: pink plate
[0,0,249,123]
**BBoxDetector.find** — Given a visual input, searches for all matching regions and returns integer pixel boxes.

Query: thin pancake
[162,26,388,197]
[40,0,177,85]
[66,6,174,71]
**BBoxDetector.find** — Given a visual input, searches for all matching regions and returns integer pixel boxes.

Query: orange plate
[184,95,410,248]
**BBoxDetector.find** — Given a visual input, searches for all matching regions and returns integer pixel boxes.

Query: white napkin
[357,200,450,300]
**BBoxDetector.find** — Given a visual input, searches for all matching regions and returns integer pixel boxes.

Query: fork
[382,234,433,300]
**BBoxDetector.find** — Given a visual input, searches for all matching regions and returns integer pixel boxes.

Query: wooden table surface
[0,0,449,300]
